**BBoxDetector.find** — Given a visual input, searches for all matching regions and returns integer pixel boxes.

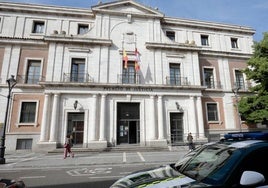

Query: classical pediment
[91,0,164,18]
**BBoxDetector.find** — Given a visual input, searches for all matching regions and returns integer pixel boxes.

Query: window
[169,63,181,85]
[78,24,89,35]
[235,70,245,89]
[166,31,175,41]
[231,38,238,48]
[26,60,41,84]
[207,103,219,121]
[201,35,209,46]
[19,102,37,123]
[204,68,214,88]
[71,58,85,82]
[16,139,32,150]
[32,21,45,34]
[122,61,137,84]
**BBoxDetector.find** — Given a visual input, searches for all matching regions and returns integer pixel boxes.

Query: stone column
[157,95,164,140]
[149,95,156,140]
[40,93,50,142]
[90,94,98,141]
[196,96,205,138]
[49,93,60,142]
[189,96,197,137]
[99,94,106,141]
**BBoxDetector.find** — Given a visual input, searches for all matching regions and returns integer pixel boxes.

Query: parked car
[111,132,268,188]
[0,178,25,188]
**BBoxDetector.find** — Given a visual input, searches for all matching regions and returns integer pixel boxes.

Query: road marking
[123,152,126,163]
[67,167,112,177]
[20,176,46,179]
[137,152,145,162]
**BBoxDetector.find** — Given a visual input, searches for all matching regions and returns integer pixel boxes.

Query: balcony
[117,73,140,84]
[17,74,45,84]
[63,73,94,83]
[166,76,189,86]
[201,80,222,89]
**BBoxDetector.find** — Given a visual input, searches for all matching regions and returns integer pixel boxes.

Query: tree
[239,32,268,124]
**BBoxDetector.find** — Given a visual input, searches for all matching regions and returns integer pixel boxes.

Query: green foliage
[240,32,268,124]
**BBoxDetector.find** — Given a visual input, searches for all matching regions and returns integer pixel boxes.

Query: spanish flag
[123,49,128,69]
[134,48,140,71]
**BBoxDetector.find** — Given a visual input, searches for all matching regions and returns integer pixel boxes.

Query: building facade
[0,0,261,151]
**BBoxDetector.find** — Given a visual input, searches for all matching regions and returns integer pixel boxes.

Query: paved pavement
[1,146,189,169]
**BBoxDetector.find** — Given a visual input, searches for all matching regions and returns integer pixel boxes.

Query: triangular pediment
[91,0,164,18]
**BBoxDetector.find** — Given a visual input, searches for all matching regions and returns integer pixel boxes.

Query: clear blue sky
[4,0,268,42]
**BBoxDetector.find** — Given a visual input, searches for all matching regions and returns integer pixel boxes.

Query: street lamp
[0,75,17,164]
[232,86,241,132]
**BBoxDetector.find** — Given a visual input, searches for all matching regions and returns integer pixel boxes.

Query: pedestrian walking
[187,132,194,151]
[63,134,74,159]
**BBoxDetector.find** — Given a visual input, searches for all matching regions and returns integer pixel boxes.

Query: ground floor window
[170,112,184,144]
[16,139,32,150]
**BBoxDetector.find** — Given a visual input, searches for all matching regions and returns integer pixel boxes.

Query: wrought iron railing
[166,76,189,86]
[117,73,140,84]
[16,74,45,84]
[63,73,94,83]
[201,80,222,89]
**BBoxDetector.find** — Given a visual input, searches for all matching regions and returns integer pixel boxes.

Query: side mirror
[240,171,265,186]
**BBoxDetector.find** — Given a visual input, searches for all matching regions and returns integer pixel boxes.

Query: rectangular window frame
[201,35,209,46]
[203,67,215,88]
[70,58,86,83]
[78,24,89,35]
[166,31,175,41]
[169,63,181,85]
[32,20,45,34]
[206,102,219,122]
[231,37,239,49]
[17,100,39,127]
[122,61,137,84]
[234,69,245,90]
[24,58,43,84]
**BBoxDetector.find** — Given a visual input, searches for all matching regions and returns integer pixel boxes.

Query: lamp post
[232,86,241,132]
[0,75,17,164]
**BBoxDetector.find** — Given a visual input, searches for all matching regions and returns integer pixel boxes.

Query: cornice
[163,17,255,35]
[43,35,112,46]
[0,2,94,17]
[145,42,201,51]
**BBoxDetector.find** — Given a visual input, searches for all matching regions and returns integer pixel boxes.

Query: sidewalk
[2,147,188,169]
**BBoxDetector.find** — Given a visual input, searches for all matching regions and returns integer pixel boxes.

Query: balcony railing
[201,80,222,89]
[166,76,189,86]
[117,73,140,84]
[63,73,94,83]
[17,74,45,84]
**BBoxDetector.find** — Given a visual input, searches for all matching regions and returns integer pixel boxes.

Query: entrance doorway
[67,112,84,146]
[117,103,140,145]
[170,112,184,144]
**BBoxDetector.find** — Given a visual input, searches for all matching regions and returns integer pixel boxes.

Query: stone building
[0,0,259,151]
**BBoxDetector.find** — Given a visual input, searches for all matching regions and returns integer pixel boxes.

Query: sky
[3,0,268,42]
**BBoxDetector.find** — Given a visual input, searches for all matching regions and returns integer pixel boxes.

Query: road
[0,149,188,188]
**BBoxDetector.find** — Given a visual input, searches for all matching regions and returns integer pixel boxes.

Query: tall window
[204,68,214,88]
[71,58,85,82]
[26,60,41,84]
[169,63,181,85]
[207,103,219,121]
[78,24,89,35]
[32,21,45,34]
[201,35,209,46]
[235,70,245,89]
[122,61,136,84]
[166,31,175,41]
[19,102,37,123]
[231,38,238,48]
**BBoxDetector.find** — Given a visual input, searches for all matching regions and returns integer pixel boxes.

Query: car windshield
[175,144,239,183]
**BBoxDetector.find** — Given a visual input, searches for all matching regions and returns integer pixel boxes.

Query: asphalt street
[0,147,188,187]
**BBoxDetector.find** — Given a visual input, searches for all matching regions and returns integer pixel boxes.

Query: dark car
[111,132,268,188]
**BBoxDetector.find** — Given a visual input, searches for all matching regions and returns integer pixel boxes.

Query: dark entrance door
[117,103,140,145]
[170,112,183,144]
[67,112,84,146]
